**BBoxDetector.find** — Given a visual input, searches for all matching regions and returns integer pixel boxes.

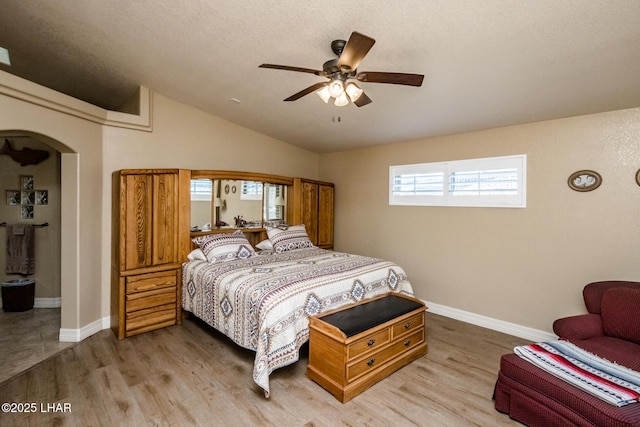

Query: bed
[182,227,415,397]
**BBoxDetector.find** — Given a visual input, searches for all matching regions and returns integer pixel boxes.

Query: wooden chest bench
[307,293,428,402]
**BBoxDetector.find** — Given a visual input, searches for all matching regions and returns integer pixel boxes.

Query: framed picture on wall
[567,170,601,192]
[6,190,20,205]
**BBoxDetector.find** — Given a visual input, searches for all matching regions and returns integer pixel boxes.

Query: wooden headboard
[189,228,268,252]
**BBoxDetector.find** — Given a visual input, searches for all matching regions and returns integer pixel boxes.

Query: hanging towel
[6,224,35,275]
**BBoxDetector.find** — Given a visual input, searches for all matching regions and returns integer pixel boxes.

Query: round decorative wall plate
[636,169,640,186]
[568,170,601,192]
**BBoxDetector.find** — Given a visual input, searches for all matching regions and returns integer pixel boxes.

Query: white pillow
[192,230,256,263]
[256,239,273,251]
[266,224,314,253]
[187,248,207,262]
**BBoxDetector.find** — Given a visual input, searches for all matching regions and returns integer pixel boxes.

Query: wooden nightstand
[307,293,427,402]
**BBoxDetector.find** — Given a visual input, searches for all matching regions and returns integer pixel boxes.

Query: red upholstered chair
[494,281,640,426]
[553,280,640,371]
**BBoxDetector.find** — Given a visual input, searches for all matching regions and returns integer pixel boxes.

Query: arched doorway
[0,130,78,380]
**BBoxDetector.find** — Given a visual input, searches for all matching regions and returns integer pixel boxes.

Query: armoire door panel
[152,173,178,265]
[124,174,153,270]
[318,184,334,247]
[302,181,319,244]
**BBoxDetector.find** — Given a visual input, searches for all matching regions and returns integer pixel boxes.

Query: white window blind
[390,154,526,208]
[190,179,212,201]
[240,181,263,200]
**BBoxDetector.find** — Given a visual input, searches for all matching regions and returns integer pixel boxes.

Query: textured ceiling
[1,1,639,153]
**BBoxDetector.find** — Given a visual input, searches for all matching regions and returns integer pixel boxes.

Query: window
[389,154,526,208]
[240,181,263,200]
[190,179,212,201]
[264,183,285,220]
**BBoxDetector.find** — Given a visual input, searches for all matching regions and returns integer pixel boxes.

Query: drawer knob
[404,339,412,347]
[367,358,376,367]
[404,322,412,329]
[367,339,376,346]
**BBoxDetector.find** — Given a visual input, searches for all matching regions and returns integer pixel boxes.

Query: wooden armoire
[111,169,190,339]
[289,178,334,249]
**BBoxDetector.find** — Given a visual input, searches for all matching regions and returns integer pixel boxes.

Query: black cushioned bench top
[319,295,423,337]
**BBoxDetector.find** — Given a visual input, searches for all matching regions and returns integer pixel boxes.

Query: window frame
[240,180,263,201]
[389,154,527,208]
[190,178,213,201]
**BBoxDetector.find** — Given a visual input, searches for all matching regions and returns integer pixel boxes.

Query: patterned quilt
[182,247,414,397]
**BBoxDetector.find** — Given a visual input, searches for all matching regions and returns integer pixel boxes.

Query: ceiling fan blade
[284,82,329,102]
[357,71,424,87]
[337,32,375,71]
[354,92,372,107]
[259,64,325,76]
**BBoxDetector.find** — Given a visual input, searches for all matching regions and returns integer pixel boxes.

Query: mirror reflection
[190,178,288,230]
[216,179,262,227]
[264,182,286,223]
[190,179,213,228]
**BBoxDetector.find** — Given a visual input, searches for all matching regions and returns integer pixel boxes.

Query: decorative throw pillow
[601,287,640,345]
[187,248,207,262]
[192,230,255,263]
[266,224,314,253]
[255,239,273,251]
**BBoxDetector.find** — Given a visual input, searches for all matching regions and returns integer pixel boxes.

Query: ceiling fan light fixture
[334,92,349,107]
[328,77,345,98]
[345,82,363,102]
[316,86,331,103]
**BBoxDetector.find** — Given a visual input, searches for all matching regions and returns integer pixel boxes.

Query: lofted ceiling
[1,1,639,153]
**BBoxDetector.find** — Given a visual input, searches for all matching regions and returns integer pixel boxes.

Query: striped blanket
[183,247,414,397]
[514,341,640,407]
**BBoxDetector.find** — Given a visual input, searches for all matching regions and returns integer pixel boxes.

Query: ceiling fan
[259,31,424,107]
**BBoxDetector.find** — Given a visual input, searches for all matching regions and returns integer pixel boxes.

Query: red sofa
[494,281,640,426]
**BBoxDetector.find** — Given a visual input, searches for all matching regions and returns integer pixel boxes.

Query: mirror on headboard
[189,171,292,231]
[215,179,263,227]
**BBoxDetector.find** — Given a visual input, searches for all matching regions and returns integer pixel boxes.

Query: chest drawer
[392,312,424,338]
[347,328,424,381]
[307,293,428,403]
[347,328,390,360]
[125,271,176,294]
[125,286,176,313]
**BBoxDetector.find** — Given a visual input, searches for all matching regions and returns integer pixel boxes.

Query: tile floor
[0,308,73,384]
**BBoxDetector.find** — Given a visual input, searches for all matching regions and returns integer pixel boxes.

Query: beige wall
[0,139,60,300]
[3,66,640,340]
[319,107,640,334]
[1,72,319,337]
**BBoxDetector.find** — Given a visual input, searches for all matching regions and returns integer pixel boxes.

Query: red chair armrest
[553,313,604,340]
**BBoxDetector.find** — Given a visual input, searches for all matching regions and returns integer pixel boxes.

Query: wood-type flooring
[0,311,529,426]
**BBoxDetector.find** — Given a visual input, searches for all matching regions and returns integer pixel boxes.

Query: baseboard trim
[34,297,61,308]
[424,300,557,342]
[59,316,111,343]
[57,302,555,344]
[0,297,61,309]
